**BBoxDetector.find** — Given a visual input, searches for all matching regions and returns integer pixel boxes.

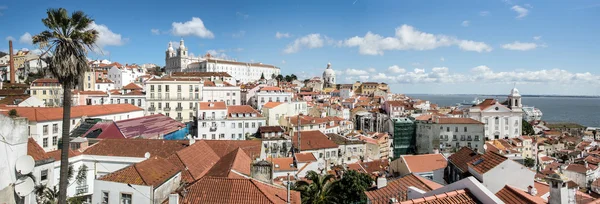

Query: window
[190,102,193,109]
[52,136,57,146]
[455,127,458,132]
[221,122,225,127]
[220,134,225,138]
[446,127,450,132]
[41,169,48,181]
[245,122,249,128]
[231,123,236,128]
[252,122,256,128]
[101,191,109,204]
[202,134,207,139]
[120,193,132,204]
[239,134,243,139]
[238,123,242,128]
[464,127,468,132]
[43,90,47,95]
[212,134,216,139]
[151,85,155,91]
[43,125,48,135]
[166,85,170,92]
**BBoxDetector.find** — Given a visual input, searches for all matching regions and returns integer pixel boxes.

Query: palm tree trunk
[58,81,72,204]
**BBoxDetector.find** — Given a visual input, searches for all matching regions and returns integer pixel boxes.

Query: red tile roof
[98,157,180,187]
[27,138,51,162]
[0,95,31,105]
[179,177,300,204]
[271,157,296,172]
[474,99,497,111]
[72,90,108,95]
[0,104,143,122]
[292,130,339,151]
[495,185,547,204]
[565,163,596,174]
[294,153,317,163]
[82,121,125,139]
[175,141,222,180]
[259,86,282,91]
[437,117,484,124]
[46,149,81,161]
[203,140,263,159]
[399,189,479,204]
[227,105,263,118]
[263,102,283,109]
[366,174,444,204]
[199,101,226,110]
[166,153,195,183]
[468,151,508,174]
[115,114,185,139]
[205,148,252,178]
[447,147,481,173]
[401,154,447,173]
[83,139,189,158]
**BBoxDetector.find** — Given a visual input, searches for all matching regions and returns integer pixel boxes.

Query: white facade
[416,119,485,154]
[322,63,336,88]
[196,102,266,140]
[255,87,293,110]
[468,158,535,193]
[0,116,29,203]
[165,40,280,83]
[201,83,241,105]
[92,172,181,204]
[466,88,523,140]
[107,66,146,89]
[145,78,203,123]
[262,101,308,126]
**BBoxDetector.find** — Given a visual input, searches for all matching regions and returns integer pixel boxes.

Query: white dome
[510,87,520,96]
[323,63,335,78]
[167,42,174,52]
[179,39,185,49]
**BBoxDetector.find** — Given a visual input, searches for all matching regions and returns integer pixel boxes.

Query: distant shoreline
[407,94,600,99]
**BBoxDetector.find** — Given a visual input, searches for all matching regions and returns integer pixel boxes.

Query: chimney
[585,161,589,169]
[376,176,387,189]
[168,194,179,204]
[9,40,15,83]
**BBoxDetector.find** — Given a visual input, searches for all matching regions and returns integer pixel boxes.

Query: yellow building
[360,82,378,95]
[352,81,362,94]
[30,78,64,107]
[13,50,38,69]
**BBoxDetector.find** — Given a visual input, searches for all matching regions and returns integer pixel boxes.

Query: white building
[0,104,144,152]
[465,88,524,140]
[391,154,448,184]
[468,150,535,193]
[416,116,485,154]
[107,65,146,89]
[196,102,266,140]
[145,77,203,123]
[201,80,241,105]
[95,78,115,92]
[261,101,308,126]
[322,63,336,88]
[254,86,293,110]
[164,39,280,83]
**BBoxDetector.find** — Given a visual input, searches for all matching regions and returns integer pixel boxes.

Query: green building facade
[392,117,416,158]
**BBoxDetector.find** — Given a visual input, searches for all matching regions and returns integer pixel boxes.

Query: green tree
[331,170,374,204]
[32,8,99,203]
[293,171,338,204]
[290,74,298,81]
[522,119,535,135]
[276,74,284,82]
[284,75,292,82]
[524,158,535,168]
[260,73,265,80]
[8,109,18,117]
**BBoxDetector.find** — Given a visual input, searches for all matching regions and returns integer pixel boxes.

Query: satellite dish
[144,152,151,159]
[14,177,34,197]
[15,155,34,175]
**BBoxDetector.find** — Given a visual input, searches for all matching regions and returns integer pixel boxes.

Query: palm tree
[32,8,98,203]
[293,171,338,204]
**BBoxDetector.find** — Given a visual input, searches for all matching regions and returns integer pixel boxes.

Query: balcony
[210,126,217,132]
[176,117,183,121]
[164,107,171,111]
[176,107,183,111]
[148,107,156,111]
[75,185,88,194]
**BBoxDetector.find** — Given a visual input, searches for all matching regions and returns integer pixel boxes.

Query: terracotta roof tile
[467,151,508,174]
[175,141,221,180]
[401,154,447,173]
[171,72,231,78]
[83,139,189,158]
[99,157,180,187]
[495,185,547,204]
[199,101,227,110]
[0,95,31,105]
[366,174,443,204]
[0,104,143,122]
[179,177,300,204]
[259,86,283,91]
[447,147,481,173]
[258,126,284,134]
[436,117,484,124]
[27,138,51,162]
[166,153,195,183]
[400,189,479,204]
[227,105,263,118]
[292,130,339,151]
[294,153,317,163]
[271,157,296,172]
[82,121,125,139]
[205,148,252,178]
[203,140,263,159]
[46,149,81,161]
[474,99,497,111]
[263,102,283,109]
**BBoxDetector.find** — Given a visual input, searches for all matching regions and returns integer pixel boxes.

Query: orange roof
[122,82,142,90]
[263,102,283,109]
[0,104,143,122]
[203,140,262,159]
[227,105,263,118]
[205,148,252,178]
[98,157,180,187]
[401,154,447,173]
[365,174,443,204]
[272,157,296,171]
[32,78,59,83]
[474,99,497,110]
[399,189,478,204]
[179,177,300,204]
[259,86,282,91]
[175,141,222,180]
[448,147,481,173]
[294,153,317,163]
[495,185,547,204]
[199,101,227,110]
[72,90,108,95]
[27,138,51,162]
[468,151,508,174]
[46,149,81,161]
[437,117,483,124]
[292,130,339,151]
[83,139,189,158]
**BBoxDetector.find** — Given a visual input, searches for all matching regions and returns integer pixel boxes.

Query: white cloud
[479,11,490,16]
[388,65,406,73]
[458,40,493,52]
[86,22,126,54]
[283,33,326,54]
[5,36,15,42]
[19,32,32,45]
[206,49,230,60]
[171,17,214,38]
[502,41,538,51]
[236,12,249,19]
[232,30,246,38]
[345,68,369,76]
[440,57,445,62]
[151,29,160,35]
[341,24,492,55]
[533,36,542,41]
[470,65,600,84]
[461,21,470,27]
[511,5,529,18]
[275,32,291,39]
[367,68,376,72]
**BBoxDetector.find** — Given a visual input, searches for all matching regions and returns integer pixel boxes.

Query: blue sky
[1,0,600,95]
